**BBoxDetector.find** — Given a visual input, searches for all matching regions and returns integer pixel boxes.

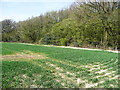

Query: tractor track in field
[2,50,119,88]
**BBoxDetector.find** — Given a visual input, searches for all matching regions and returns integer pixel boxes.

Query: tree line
[1,1,120,50]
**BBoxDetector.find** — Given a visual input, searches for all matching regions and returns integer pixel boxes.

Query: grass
[2,42,119,88]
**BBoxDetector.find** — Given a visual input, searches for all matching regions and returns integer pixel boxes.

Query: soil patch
[2,50,47,61]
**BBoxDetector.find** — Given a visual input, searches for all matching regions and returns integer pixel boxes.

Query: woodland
[1,1,120,50]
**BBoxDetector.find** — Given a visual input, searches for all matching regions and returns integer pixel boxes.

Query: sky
[0,0,74,22]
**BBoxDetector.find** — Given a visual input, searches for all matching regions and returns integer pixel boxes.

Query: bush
[60,38,68,46]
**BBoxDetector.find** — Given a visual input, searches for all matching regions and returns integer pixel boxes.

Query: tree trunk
[103,30,108,49]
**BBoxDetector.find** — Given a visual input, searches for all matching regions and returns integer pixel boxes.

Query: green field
[1,42,119,88]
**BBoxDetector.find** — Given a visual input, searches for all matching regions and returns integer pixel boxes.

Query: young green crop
[2,42,119,88]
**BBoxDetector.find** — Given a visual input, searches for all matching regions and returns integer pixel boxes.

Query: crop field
[1,42,119,88]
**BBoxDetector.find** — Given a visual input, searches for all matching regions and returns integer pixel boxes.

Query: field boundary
[18,42,119,53]
[43,45,119,53]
